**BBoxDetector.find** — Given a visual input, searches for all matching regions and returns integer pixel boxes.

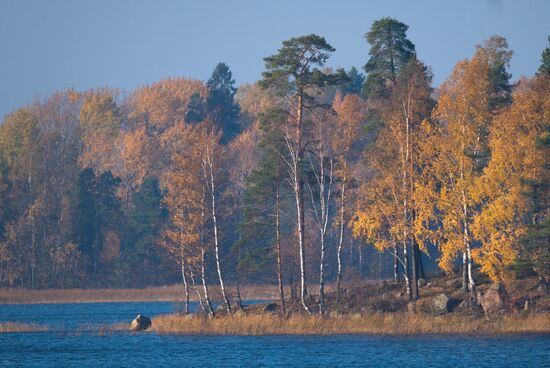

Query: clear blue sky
[1,0,548,120]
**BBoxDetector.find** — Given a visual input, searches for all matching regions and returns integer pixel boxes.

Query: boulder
[455,299,483,316]
[130,314,152,331]
[417,278,427,288]
[433,293,450,315]
[427,281,436,288]
[445,279,462,289]
[263,303,278,312]
[478,288,504,316]
[533,277,548,293]
[351,313,362,320]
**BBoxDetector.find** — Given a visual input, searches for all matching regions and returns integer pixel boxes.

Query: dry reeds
[0,322,49,333]
[0,284,282,304]
[151,312,550,336]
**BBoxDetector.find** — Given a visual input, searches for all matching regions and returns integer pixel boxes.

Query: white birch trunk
[205,140,231,313]
[180,260,190,314]
[336,171,346,304]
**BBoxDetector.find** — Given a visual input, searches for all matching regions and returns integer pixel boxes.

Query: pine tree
[206,63,241,144]
[342,67,365,96]
[127,177,164,282]
[260,34,345,313]
[537,36,550,77]
[76,168,99,271]
[476,35,513,111]
[363,17,416,98]
[239,119,290,314]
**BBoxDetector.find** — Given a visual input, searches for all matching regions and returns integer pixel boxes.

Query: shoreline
[0,284,281,304]
[2,313,550,336]
[150,312,550,336]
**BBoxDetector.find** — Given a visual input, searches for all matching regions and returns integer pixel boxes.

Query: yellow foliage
[472,76,550,282]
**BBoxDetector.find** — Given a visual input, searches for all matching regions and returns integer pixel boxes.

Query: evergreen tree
[76,168,122,276]
[97,171,122,231]
[185,92,206,123]
[206,62,241,144]
[127,177,165,276]
[76,168,98,267]
[476,35,513,111]
[363,17,416,98]
[537,36,550,77]
[239,115,292,311]
[342,67,365,96]
[519,216,550,280]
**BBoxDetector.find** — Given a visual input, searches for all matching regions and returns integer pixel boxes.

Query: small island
[0,4,549,367]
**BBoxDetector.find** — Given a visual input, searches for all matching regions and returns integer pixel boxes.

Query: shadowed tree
[206,63,241,144]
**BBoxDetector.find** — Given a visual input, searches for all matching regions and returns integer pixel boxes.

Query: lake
[1,302,549,367]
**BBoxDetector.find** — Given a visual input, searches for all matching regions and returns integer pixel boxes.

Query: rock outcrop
[433,293,450,315]
[478,285,505,316]
[130,314,152,331]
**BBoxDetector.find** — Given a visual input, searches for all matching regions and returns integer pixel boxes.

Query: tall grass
[0,284,282,304]
[151,312,550,336]
[0,322,48,333]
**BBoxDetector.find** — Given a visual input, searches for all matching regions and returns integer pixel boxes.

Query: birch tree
[332,93,365,304]
[472,76,550,283]
[426,55,493,302]
[200,124,232,313]
[260,34,345,313]
[162,124,215,315]
[306,108,336,314]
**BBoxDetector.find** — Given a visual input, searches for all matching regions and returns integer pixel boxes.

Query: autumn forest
[0,17,549,316]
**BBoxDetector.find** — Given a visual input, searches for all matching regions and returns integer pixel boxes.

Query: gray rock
[478,289,504,316]
[433,293,450,315]
[351,313,362,320]
[417,278,427,288]
[130,314,152,331]
[445,279,462,289]
[456,299,483,316]
[263,303,278,312]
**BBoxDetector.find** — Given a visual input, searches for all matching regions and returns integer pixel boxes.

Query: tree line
[0,18,548,316]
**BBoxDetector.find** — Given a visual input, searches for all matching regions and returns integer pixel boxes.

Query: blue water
[1,302,549,367]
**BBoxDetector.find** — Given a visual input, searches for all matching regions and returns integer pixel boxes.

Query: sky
[0,0,549,120]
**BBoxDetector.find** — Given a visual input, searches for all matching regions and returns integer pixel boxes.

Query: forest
[0,17,548,316]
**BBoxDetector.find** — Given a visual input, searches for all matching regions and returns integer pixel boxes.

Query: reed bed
[0,322,49,333]
[0,284,283,304]
[151,312,550,336]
